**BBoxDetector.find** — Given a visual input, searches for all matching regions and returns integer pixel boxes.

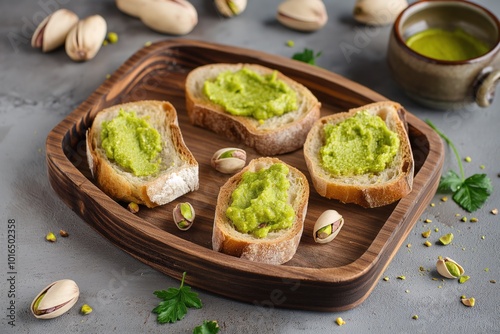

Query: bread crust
[86,100,199,208]
[185,63,321,156]
[303,101,414,208]
[212,157,309,265]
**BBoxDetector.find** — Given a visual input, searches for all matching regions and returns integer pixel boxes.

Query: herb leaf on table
[152,272,202,324]
[426,120,492,212]
[292,48,322,65]
[193,320,220,334]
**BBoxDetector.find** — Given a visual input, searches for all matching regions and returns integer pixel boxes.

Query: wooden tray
[46,39,444,311]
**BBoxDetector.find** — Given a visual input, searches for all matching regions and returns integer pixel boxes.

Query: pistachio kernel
[446,262,461,277]
[46,232,57,242]
[80,304,93,315]
[439,233,454,245]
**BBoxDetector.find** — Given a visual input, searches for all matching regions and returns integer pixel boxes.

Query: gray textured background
[1,0,499,333]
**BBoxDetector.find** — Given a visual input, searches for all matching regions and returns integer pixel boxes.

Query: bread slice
[185,63,321,156]
[303,101,414,208]
[86,100,199,208]
[212,157,309,265]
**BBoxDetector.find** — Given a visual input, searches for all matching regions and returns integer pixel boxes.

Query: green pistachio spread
[406,28,490,61]
[226,163,295,238]
[202,67,298,121]
[320,111,400,176]
[101,109,162,177]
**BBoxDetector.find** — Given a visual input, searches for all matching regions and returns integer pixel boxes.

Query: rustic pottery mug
[387,0,500,109]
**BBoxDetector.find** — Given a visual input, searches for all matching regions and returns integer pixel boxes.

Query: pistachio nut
[65,15,107,62]
[211,147,246,174]
[215,0,247,17]
[276,0,328,32]
[116,0,149,18]
[313,210,344,244]
[31,9,79,52]
[173,202,195,231]
[139,0,198,35]
[31,279,79,319]
[353,0,408,26]
[436,257,465,279]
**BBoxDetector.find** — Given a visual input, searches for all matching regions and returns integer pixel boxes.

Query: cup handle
[475,69,500,108]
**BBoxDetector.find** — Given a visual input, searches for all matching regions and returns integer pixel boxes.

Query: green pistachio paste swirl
[226,163,295,238]
[203,67,298,121]
[101,109,162,177]
[320,111,400,176]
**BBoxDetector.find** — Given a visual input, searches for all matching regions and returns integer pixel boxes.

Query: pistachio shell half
[277,0,328,32]
[215,0,247,17]
[31,279,79,319]
[353,0,408,26]
[65,15,107,62]
[436,257,465,279]
[211,148,246,174]
[313,210,344,244]
[139,0,198,35]
[173,202,195,231]
[31,9,79,52]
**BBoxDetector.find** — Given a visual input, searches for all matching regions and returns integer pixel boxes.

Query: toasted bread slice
[303,101,414,208]
[86,100,199,208]
[212,157,309,265]
[185,63,321,155]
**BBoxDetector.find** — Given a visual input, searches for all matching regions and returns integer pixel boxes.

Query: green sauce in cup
[406,28,490,61]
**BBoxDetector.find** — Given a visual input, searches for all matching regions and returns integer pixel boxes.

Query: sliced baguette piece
[86,100,199,208]
[185,63,321,156]
[303,101,414,208]
[212,157,309,265]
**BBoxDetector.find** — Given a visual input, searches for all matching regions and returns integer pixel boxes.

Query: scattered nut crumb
[335,317,346,326]
[464,156,472,162]
[480,164,485,169]
[484,268,490,272]
[45,232,56,242]
[440,196,448,202]
[461,216,467,222]
[397,275,406,280]
[80,304,93,315]
[490,280,496,284]
[491,208,498,215]
[105,74,111,79]
[430,203,435,207]
[422,230,431,238]
[434,228,439,232]
[144,41,152,47]
[405,289,410,293]
[455,213,461,217]
[412,315,419,320]
[424,219,432,223]
[481,235,485,240]
[383,276,389,281]
[407,243,412,248]
[59,230,69,237]
[128,202,140,213]
[286,40,295,47]
[424,240,432,247]
[470,217,478,223]
[459,275,470,284]
[461,297,475,307]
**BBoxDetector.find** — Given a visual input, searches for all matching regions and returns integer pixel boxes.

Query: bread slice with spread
[86,100,199,208]
[303,101,414,208]
[185,63,321,156]
[212,157,309,265]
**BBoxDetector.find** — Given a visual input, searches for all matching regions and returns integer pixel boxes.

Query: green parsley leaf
[292,48,322,65]
[193,320,220,334]
[453,174,493,212]
[438,170,463,192]
[426,120,493,212]
[152,272,202,324]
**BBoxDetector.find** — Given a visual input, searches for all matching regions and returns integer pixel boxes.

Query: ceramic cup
[387,0,500,109]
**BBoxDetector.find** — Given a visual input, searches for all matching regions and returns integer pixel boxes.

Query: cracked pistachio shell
[353,0,408,26]
[31,9,79,52]
[173,202,195,231]
[65,15,107,62]
[211,148,247,174]
[313,210,344,244]
[215,0,247,17]
[31,279,79,319]
[276,0,328,32]
[116,0,149,18]
[139,0,198,35]
[436,257,465,279]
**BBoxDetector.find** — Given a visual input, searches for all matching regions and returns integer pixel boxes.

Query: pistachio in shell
[31,9,79,52]
[276,0,328,32]
[215,0,247,17]
[139,0,198,35]
[31,279,79,319]
[313,210,344,244]
[436,257,465,279]
[65,15,107,62]
[353,0,408,26]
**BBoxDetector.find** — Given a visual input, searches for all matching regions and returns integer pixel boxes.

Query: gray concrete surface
[1,0,499,333]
